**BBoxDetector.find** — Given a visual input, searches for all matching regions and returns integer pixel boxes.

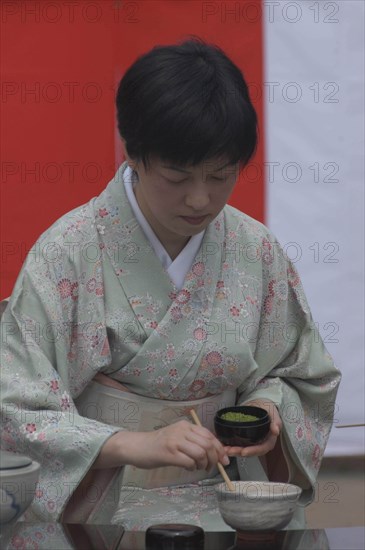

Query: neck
[163,237,191,261]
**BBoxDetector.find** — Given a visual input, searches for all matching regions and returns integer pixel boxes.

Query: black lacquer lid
[145,524,204,549]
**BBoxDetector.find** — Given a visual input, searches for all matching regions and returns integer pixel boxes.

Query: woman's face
[130,155,240,257]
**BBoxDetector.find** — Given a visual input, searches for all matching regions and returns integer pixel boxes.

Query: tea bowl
[0,450,40,526]
[214,406,271,446]
[215,481,302,532]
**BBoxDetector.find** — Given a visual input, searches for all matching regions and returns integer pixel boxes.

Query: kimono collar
[93,161,225,321]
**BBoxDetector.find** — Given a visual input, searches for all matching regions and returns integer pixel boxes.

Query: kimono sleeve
[0,241,121,521]
[237,238,341,504]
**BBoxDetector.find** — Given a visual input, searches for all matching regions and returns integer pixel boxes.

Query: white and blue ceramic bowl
[0,450,40,525]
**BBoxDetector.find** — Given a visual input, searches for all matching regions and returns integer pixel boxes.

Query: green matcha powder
[220,411,259,422]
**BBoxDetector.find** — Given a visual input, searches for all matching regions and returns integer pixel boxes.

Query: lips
[181,215,208,225]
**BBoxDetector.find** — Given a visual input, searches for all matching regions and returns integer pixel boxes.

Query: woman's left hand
[224,399,282,458]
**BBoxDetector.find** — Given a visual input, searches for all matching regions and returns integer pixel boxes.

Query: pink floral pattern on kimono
[1,162,341,525]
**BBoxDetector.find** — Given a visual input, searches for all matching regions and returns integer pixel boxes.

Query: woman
[1,38,341,530]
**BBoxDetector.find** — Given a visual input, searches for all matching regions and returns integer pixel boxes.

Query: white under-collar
[123,165,205,290]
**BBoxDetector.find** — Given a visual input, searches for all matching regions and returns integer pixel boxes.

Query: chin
[181,226,205,236]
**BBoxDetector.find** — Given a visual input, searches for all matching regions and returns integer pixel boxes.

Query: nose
[184,183,210,211]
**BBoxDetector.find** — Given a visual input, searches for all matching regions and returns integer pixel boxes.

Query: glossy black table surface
[1,523,364,549]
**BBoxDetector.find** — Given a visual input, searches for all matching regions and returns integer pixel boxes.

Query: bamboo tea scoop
[189,409,235,492]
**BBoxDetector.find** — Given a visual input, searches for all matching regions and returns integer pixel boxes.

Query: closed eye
[165,177,188,184]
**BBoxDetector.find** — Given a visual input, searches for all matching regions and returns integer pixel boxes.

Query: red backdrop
[1,0,264,298]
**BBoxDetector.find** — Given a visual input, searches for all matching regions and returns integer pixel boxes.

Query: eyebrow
[162,161,233,174]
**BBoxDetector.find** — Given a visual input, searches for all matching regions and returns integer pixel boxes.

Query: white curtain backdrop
[264,1,364,455]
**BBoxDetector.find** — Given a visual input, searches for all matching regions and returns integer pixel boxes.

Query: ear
[120,138,138,170]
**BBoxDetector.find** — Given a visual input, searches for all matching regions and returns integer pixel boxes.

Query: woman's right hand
[93,420,230,472]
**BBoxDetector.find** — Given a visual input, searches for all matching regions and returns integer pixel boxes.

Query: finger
[185,431,217,452]
[271,422,281,436]
[185,432,218,462]
[225,444,271,457]
[268,415,281,433]
[185,432,230,470]
[226,434,278,458]
[189,428,229,464]
[190,425,224,448]
[173,451,199,471]
[225,446,246,457]
[177,440,210,471]
[186,435,224,471]
[239,434,278,457]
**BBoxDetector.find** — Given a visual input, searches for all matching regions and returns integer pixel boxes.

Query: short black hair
[116,37,258,169]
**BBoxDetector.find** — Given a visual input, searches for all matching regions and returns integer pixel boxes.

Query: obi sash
[75,382,237,488]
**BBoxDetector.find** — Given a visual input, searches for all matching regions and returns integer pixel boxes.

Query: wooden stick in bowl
[189,409,235,492]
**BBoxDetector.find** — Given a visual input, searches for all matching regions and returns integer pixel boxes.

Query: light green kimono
[0,162,341,530]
